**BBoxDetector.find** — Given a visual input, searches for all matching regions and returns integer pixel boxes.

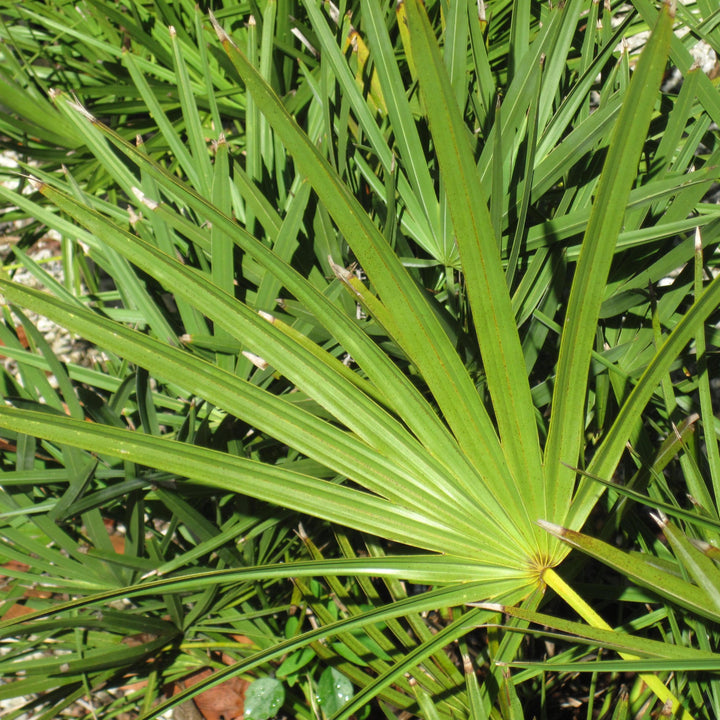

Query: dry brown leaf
[174,667,249,720]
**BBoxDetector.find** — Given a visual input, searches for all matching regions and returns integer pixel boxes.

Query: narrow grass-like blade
[572,267,720,523]
[539,521,720,623]
[404,0,545,535]
[1,279,514,545]
[544,2,674,520]
[209,12,518,511]
[657,516,720,617]
[42,104,496,511]
[361,0,442,253]
[0,407,486,559]
[480,602,718,660]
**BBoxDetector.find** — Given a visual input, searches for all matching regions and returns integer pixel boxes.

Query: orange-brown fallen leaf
[174,667,249,720]
[1,561,54,621]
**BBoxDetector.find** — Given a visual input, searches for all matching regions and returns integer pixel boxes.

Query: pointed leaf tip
[465,602,504,612]
[131,187,158,210]
[690,537,714,553]
[208,10,232,45]
[328,255,351,281]
[650,512,668,528]
[66,97,96,123]
[242,351,269,370]
[537,519,566,537]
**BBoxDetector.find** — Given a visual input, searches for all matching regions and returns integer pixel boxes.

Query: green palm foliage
[1,0,720,717]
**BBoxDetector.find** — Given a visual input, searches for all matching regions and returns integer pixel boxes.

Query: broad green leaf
[244,678,285,720]
[317,667,353,717]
